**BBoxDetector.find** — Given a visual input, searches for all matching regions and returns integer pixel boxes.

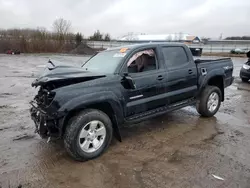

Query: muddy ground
[0,54,250,188]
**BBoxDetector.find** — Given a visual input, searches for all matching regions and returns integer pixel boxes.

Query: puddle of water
[229,85,238,90]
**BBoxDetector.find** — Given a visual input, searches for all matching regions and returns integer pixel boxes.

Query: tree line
[0,18,111,53]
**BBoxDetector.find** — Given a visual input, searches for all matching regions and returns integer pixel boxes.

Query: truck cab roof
[105,42,187,51]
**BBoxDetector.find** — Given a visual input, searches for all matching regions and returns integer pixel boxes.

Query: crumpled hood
[32,60,106,87]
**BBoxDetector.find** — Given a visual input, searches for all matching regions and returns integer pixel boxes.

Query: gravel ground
[0,54,250,188]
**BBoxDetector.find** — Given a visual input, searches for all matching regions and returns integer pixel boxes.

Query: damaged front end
[30,60,106,138]
[30,86,60,138]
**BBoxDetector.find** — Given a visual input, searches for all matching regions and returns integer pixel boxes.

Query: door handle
[157,75,164,80]
[188,69,193,74]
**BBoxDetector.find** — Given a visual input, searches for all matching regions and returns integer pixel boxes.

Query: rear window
[162,47,188,69]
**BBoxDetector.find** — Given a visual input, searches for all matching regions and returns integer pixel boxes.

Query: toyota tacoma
[30,43,234,161]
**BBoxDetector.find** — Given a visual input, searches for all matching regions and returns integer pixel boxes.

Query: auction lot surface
[0,54,250,188]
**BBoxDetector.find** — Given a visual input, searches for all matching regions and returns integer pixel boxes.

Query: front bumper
[240,68,250,79]
[30,100,62,138]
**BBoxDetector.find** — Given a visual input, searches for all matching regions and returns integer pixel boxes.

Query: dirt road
[0,54,250,188]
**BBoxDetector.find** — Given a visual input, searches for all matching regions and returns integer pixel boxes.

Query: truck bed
[194,57,234,89]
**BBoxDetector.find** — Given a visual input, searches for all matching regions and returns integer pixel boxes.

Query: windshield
[82,50,128,74]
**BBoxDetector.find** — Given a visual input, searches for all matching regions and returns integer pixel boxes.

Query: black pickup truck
[30,43,234,161]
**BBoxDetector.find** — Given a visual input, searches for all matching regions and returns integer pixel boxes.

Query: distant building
[117,33,203,56]
[117,33,201,44]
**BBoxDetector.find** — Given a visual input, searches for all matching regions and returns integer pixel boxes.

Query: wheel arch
[200,73,225,102]
[207,76,224,101]
[60,101,123,142]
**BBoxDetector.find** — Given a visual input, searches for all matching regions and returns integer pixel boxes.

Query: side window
[127,49,157,74]
[162,47,188,69]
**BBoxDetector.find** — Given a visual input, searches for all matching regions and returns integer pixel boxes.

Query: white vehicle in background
[230,48,248,54]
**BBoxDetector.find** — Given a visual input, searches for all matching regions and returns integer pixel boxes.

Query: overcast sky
[0,0,249,38]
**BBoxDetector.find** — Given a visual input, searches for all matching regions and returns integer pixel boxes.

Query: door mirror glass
[121,73,136,89]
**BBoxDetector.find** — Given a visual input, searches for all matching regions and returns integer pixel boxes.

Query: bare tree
[52,18,71,36]
[89,30,103,41]
[104,33,111,41]
[75,32,83,46]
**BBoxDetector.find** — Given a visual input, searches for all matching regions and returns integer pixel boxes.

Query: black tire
[64,109,113,161]
[196,86,222,117]
[241,78,249,83]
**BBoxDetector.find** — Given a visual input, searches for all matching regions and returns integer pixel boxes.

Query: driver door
[121,47,167,117]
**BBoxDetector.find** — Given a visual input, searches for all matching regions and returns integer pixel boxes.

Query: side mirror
[121,73,136,89]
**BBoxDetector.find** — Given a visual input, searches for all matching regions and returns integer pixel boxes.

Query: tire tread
[64,109,113,161]
[196,86,222,117]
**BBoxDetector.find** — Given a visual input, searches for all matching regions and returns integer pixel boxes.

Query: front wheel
[64,109,113,161]
[196,86,222,117]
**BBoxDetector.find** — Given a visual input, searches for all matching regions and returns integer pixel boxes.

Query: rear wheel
[196,86,222,117]
[64,109,113,161]
[241,78,249,83]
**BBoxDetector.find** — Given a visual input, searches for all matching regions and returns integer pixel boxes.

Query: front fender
[57,91,124,141]
[58,91,124,123]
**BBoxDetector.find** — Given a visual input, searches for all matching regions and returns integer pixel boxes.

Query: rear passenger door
[161,46,198,104]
